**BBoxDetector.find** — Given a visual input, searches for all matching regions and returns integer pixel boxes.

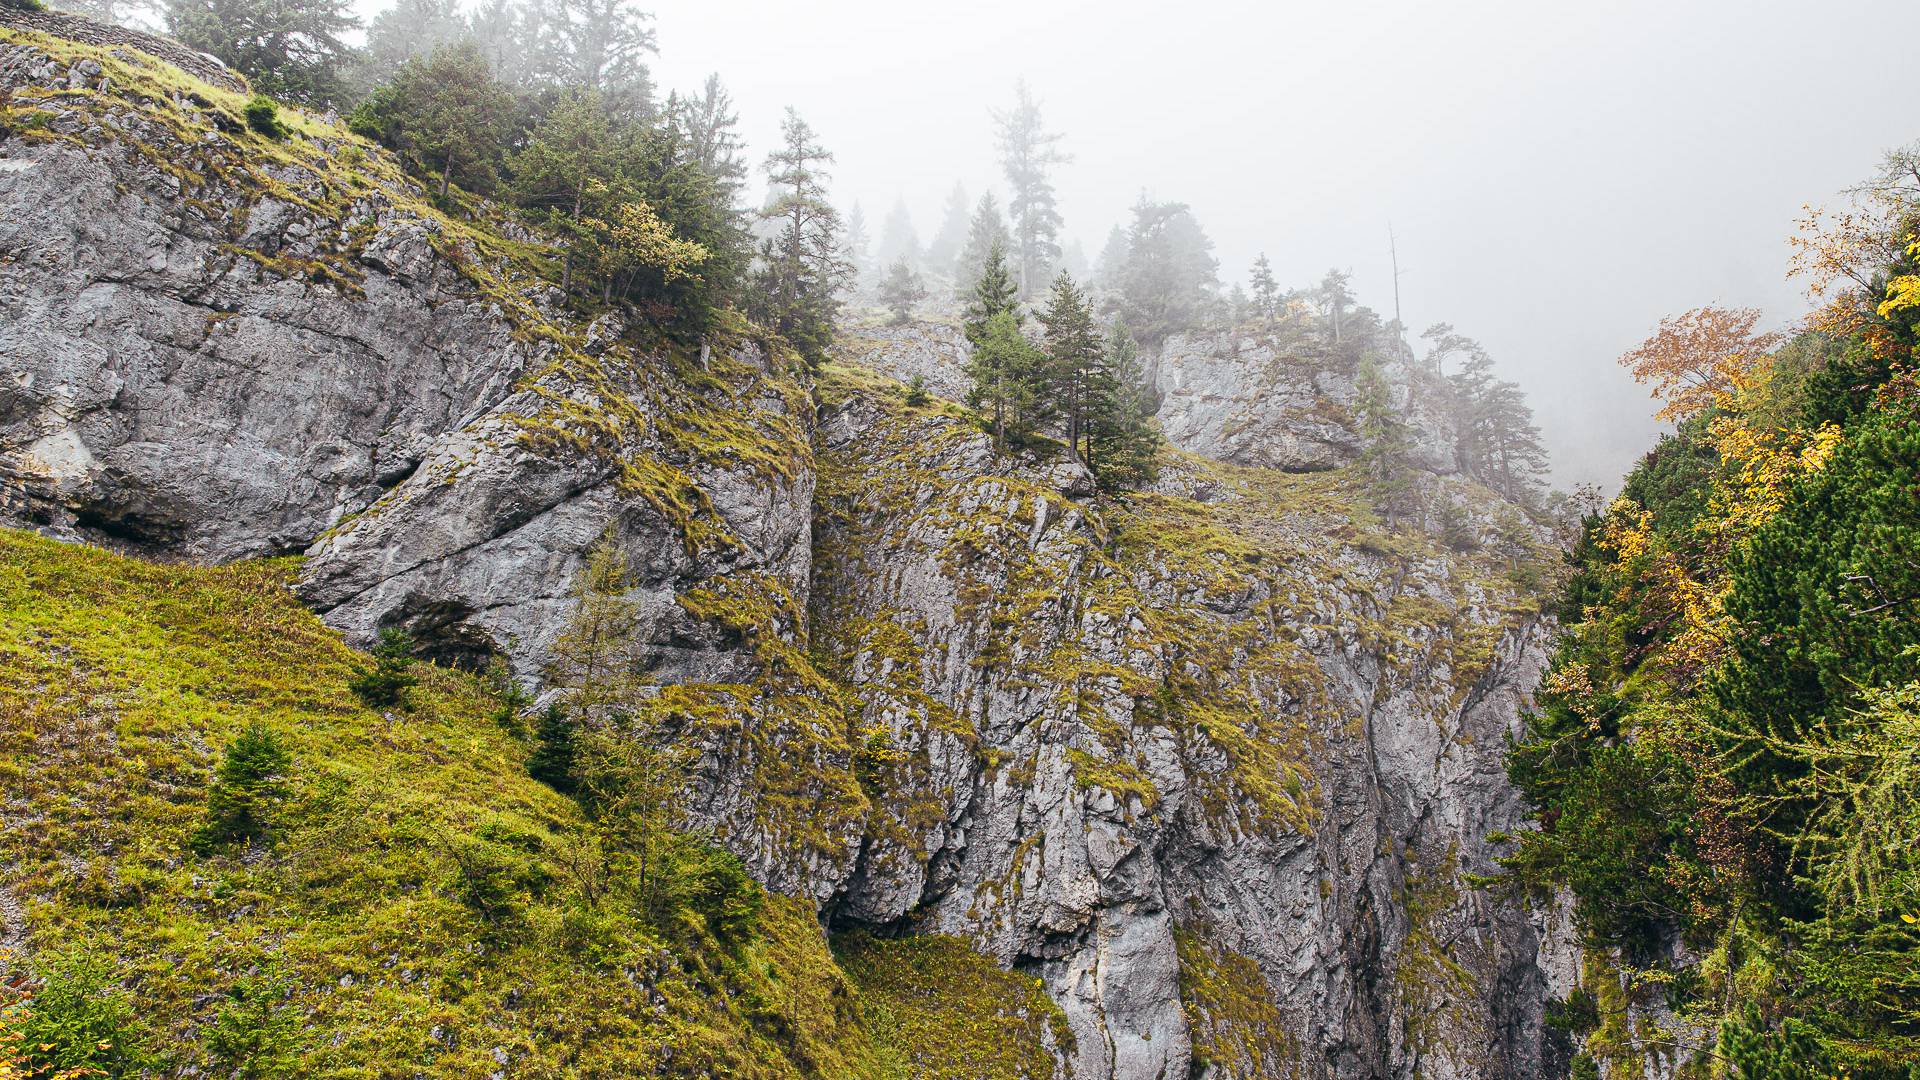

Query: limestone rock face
[2,37,1575,1080]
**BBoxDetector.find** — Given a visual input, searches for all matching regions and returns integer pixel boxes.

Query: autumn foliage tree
[1618,305,1784,421]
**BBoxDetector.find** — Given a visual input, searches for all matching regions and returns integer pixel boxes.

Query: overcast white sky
[643,0,1920,489]
[348,0,1916,488]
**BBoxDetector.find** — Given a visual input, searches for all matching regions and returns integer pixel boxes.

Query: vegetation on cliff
[1503,147,1920,1077]
[0,529,1070,1078]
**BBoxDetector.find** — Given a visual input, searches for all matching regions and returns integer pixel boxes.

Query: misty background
[636,0,1916,491]
[319,0,1920,490]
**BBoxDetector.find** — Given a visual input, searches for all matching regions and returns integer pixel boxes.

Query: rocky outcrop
[805,376,1563,1079]
[1155,324,1458,476]
[1,30,1572,1080]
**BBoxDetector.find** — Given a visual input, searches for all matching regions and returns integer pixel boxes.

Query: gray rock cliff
[1,33,1574,1079]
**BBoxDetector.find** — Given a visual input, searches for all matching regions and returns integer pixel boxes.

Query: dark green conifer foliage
[751,108,851,367]
[1084,320,1160,489]
[349,43,517,199]
[243,94,287,139]
[878,258,927,324]
[1037,270,1103,455]
[166,0,358,104]
[190,723,292,852]
[527,702,578,793]
[348,627,418,709]
[1355,354,1417,523]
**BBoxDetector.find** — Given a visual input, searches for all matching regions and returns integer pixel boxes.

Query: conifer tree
[994,80,1070,298]
[666,74,747,202]
[752,108,851,366]
[1085,320,1160,489]
[875,198,921,272]
[1249,254,1280,325]
[547,0,656,120]
[1113,197,1218,348]
[510,89,624,290]
[1355,354,1417,523]
[845,201,873,287]
[966,310,1047,451]
[166,0,357,103]
[350,43,517,199]
[963,237,1019,337]
[1038,270,1103,456]
[925,182,971,278]
[878,258,927,324]
[190,723,292,852]
[954,193,1011,301]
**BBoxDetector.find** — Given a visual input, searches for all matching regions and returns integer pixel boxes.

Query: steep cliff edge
[1,25,1570,1079]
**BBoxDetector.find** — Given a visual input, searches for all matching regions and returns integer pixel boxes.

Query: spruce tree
[190,723,293,852]
[1038,270,1103,457]
[1084,320,1160,489]
[925,182,971,280]
[1113,197,1218,348]
[954,193,1010,302]
[966,310,1046,451]
[1355,354,1417,523]
[166,0,357,103]
[350,43,518,199]
[878,259,927,324]
[994,80,1070,298]
[752,108,851,367]
[1249,254,1280,325]
[547,0,656,120]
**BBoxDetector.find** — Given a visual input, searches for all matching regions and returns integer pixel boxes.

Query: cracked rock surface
[2,39,1575,1080]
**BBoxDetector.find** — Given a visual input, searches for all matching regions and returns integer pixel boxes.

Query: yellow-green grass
[0,529,1066,1077]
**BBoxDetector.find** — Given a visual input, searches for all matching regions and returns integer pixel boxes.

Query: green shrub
[659,839,762,943]
[0,0,47,13]
[904,375,929,407]
[14,950,160,1078]
[525,702,577,792]
[190,722,292,853]
[449,814,554,928]
[243,94,288,140]
[348,627,417,709]
[203,972,300,1078]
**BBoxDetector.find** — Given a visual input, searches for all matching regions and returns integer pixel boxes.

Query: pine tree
[925,182,971,278]
[510,89,624,291]
[752,108,851,366]
[1093,225,1128,292]
[1038,270,1103,457]
[966,310,1046,451]
[1355,353,1417,523]
[994,80,1070,299]
[546,0,656,120]
[845,201,873,288]
[166,0,358,103]
[1249,253,1280,325]
[349,627,418,709]
[963,238,1019,338]
[1447,347,1548,503]
[954,193,1010,302]
[1315,268,1355,345]
[350,43,518,199]
[878,259,927,324]
[875,198,921,273]
[526,703,578,793]
[351,0,467,95]
[1113,197,1218,348]
[1085,320,1160,489]
[190,723,292,852]
[666,74,747,202]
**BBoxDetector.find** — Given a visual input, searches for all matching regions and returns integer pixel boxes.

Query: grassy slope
[0,529,1064,1078]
